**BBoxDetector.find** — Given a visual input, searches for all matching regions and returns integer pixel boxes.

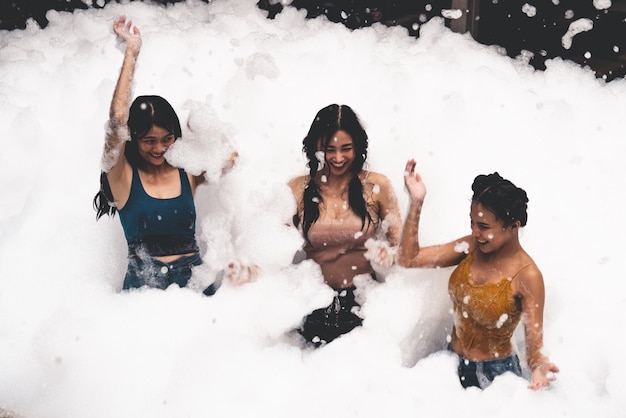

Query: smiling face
[470,201,517,254]
[320,130,355,177]
[137,125,176,166]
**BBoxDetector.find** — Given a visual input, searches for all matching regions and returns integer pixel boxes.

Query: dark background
[2,0,625,81]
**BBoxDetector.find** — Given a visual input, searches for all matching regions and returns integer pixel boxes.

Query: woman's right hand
[529,362,560,390]
[225,260,260,286]
[404,159,426,204]
[113,15,142,55]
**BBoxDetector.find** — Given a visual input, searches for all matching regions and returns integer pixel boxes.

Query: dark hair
[471,172,529,227]
[300,104,371,241]
[93,95,182,220]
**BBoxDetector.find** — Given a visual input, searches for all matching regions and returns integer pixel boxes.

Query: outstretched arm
[101,16,142,175]
[397,159,472,268]
[517,268,560,390]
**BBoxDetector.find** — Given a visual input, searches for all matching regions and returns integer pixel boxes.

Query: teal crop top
[118,167,199,257]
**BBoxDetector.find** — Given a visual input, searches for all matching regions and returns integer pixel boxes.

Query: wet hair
[299,104,371,241]
[93,95,182,220]
[471,172,529,227]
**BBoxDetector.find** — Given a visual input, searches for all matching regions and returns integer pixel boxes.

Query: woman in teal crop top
[397,160,559,390]
[92,16,241,293]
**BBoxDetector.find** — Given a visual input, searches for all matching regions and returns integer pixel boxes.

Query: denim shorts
[123,252,211,292]
[450,345,523,389]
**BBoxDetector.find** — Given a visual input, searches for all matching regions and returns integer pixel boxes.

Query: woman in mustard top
[397,159,559,390]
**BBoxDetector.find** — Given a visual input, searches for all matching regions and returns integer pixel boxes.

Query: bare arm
[357,171,401,268]
[400,236,473,268]
[397,159,425,266]
[369,172,402,246]
[102,16,142,177]
[288,176,305,227]
[517,267,560,390]
[397,159,472,268]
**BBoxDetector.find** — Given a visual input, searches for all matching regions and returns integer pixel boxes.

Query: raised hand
[113,15,142,54]
[404,159,426,204]
[364,239,397,268]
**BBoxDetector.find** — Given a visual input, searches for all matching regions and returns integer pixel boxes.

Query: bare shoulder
[188,172,206,193]
[520,263,544,283]
[513,256,545,296]
[288,175,306,197]
[361,170,393,194]
[107,156,132,187]
[105,157,133,210]
[362,170,391,185]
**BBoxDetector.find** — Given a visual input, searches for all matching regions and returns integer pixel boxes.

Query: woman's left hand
[365,239,397,267]
[529,362,560,390]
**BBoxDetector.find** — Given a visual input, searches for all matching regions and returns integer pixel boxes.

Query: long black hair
[471,172,529,227]
[93,95,182,220]
[300,104,371,241]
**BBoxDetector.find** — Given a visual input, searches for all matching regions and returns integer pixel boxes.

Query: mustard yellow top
[448,254,530,359]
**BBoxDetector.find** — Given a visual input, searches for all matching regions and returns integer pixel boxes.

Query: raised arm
[101,16,142,175]
[397,159,472,268]
[397,159,425,266]
[516,267,560,390]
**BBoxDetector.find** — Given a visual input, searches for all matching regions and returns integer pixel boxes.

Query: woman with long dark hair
[288,104,403,346]
[93,16,234,294]
[398,160,559,390]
